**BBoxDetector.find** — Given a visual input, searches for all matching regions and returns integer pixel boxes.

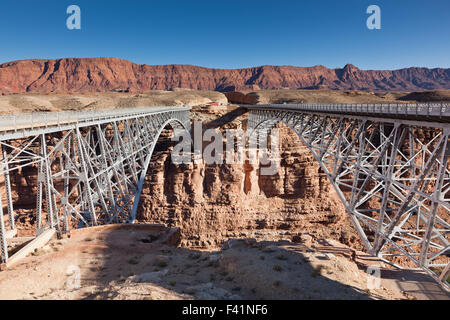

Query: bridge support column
[35,147,44,234]
[2,148,15,232]
[418,131,449,267]
[0,191,7,263]
[75,128,98,226]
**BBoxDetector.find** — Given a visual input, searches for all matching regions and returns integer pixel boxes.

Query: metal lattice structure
[247,103,450,289]
[0,107,190,264]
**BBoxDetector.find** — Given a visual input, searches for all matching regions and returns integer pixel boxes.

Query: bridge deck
[247,103,450,123]
[0,106,191,141]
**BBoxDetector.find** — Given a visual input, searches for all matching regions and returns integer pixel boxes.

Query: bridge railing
[250,103,450,120]
[0,106,190,133]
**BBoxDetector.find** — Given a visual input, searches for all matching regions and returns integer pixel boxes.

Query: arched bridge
[0,103,448,290]
[247,103,450,289]
[0,107,190,264]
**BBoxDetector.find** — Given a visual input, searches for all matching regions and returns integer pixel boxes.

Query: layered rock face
[0,58,449,95]
[136,109,362,250]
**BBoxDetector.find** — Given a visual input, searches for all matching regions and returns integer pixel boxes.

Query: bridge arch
[67,111,191,227]
[0,107,191,263]
[129,117,190,223]
[247,105,450,289]
[247,115,371,248]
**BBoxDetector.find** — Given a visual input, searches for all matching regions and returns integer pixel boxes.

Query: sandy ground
[0,90,227,114]
[246,89,407,104]
[0,225,447,300]
[1,89,448,115]
[226,89,450,105]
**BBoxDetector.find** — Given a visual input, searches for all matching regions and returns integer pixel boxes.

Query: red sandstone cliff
[0,58,449,94]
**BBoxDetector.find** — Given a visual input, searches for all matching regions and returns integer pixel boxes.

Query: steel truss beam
[248,105,450,290]
[0,107,190,263]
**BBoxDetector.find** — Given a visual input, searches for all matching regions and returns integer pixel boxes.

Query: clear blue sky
[0,0,449,70]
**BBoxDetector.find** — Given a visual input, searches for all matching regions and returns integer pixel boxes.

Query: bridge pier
[0,193,8,263]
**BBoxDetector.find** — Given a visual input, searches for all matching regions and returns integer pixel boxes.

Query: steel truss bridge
[0,107,190,264]
[0,103,449,290]
[247,103,450,289]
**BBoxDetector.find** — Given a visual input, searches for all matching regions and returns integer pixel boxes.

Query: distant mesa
[0,57,449,95]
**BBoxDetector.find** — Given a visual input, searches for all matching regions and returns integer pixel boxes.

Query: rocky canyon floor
[1,225,448,300]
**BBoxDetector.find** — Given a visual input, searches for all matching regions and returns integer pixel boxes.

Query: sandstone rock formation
[0,91,228,114]
[136,107,362,250]
[0,58,449,95]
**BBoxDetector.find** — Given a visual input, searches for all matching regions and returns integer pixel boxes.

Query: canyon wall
[1,57,449,95]
[136,108,362,250]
